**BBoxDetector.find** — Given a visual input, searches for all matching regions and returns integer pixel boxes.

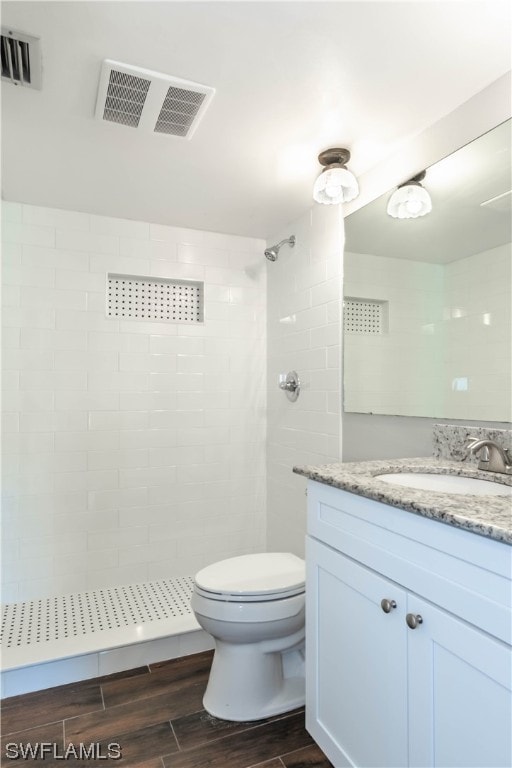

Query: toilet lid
[194,553,305,597]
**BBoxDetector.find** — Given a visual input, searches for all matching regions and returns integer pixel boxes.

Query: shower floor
[0,576,213,698]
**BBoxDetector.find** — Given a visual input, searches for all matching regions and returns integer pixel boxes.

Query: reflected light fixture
[313,148,359,205]
[387,171,432,219]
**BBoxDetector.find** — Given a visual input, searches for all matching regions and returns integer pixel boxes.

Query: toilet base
[203,637,305,722]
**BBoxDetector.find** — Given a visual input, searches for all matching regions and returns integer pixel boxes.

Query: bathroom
[1,1,511,766]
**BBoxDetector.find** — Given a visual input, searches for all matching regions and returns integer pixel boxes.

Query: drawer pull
[406,613,423,629]
[380,598,397,613]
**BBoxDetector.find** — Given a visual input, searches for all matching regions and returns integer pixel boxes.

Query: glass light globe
[387,183,432,219]
[325,183,342,199]
[313,167,359,205]
[405,198,422,215]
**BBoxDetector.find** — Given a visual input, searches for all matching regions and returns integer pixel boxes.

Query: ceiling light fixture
[387,171,432,219]
[313,148,359,205]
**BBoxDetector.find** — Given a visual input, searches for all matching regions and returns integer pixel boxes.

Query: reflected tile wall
[343,242,511,421]
[443,243,511,421]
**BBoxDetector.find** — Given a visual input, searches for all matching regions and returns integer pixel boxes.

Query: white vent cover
[344,298,387,334]
[95,59,214,138]
[107,273,204,323]
[1,27,41,89]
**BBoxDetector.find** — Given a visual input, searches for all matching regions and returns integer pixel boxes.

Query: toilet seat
[194,583,305,602]
[194,553,305,603]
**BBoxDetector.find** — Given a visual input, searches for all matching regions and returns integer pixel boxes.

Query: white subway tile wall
[1,201,267,602]
[266,205,344,556]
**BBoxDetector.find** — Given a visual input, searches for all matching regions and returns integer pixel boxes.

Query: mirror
[343,119,511,423]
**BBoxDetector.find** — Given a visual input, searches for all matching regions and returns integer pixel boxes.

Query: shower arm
[275,236,295,249]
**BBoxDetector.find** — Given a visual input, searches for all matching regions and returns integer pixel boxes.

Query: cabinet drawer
[307,481,512,644]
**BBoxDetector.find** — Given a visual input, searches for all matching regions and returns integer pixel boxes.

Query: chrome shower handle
[279,379,298,392]
[279,371,300,402]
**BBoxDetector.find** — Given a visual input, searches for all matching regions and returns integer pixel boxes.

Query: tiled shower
[1,201,268,604]
[1,198,344,694]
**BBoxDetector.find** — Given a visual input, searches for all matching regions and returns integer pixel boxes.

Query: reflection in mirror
[343,119,511,423]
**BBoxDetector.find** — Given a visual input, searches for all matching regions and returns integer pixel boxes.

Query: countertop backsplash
[433,424,512,463]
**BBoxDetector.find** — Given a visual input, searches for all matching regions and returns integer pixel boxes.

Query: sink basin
[375,472,512,496]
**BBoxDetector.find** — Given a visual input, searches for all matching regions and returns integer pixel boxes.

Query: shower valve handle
[279,380,298,392]
[279,371,300,402]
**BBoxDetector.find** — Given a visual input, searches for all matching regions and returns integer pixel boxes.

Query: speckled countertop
[293,457,512,545]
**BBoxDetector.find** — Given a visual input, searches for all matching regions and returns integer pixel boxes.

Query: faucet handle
[464,437,481,460]
[467,440,490,461]
[465,438,512,474]
[465,438,491,464]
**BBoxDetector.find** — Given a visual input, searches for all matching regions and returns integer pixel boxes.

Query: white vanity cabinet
[306,481,512,768]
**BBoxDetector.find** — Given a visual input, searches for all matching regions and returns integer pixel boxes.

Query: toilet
[191,552,306,722]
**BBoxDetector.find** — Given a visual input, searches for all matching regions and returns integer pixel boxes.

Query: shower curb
[0,576,214,698]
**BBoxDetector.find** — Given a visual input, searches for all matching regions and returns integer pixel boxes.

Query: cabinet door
[306,536,408,768]
[407,595,512,768]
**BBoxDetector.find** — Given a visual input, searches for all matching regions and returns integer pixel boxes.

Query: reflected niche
[343,119,511,423]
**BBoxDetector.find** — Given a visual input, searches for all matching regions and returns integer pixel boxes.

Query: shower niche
[107,273,204,323]
[343,297,388,336]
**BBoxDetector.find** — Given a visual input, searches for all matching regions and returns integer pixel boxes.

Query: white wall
[266,205,344,556]
[1,201,266,603]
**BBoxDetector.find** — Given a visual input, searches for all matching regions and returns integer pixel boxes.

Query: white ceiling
[1,1,511,239]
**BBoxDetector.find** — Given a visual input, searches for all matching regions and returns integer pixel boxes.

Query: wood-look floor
[0,650,333,767]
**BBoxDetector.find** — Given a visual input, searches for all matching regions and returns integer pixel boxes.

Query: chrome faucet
[466,438,512,475]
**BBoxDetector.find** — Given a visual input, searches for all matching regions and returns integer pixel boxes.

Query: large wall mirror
[343,119,511,423]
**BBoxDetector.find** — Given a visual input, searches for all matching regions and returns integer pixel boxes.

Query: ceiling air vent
[95,60,214,139]
[1,28,41,89]
[102,69,151,128]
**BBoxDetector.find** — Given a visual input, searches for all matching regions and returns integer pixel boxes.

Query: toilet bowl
[191,552,306,721]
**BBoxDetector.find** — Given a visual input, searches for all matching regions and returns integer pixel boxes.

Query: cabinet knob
[406,613,423,629]
[380,598,397,614]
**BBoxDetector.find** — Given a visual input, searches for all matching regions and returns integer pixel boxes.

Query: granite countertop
[293,457,512,545]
